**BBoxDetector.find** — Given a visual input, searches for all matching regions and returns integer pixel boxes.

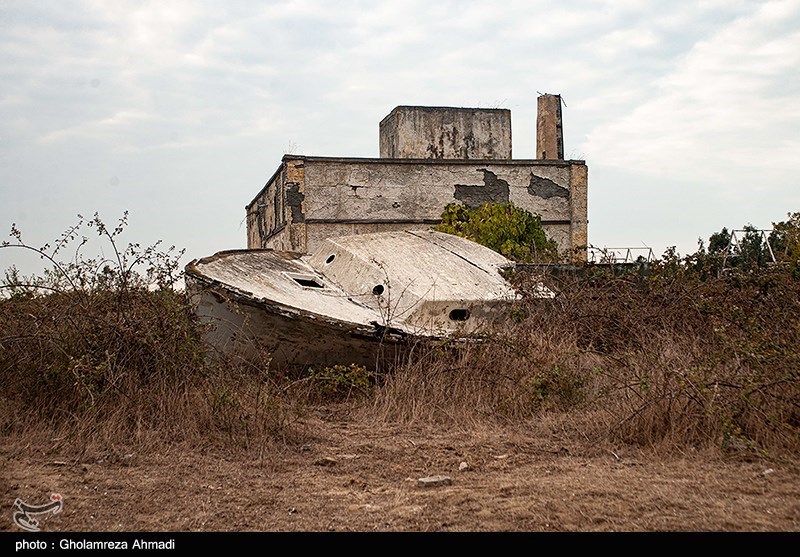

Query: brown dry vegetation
[1,218,799,532]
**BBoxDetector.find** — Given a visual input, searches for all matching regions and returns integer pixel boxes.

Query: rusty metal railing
[587,246,655,265]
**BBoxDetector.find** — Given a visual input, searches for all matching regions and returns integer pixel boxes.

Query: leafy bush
[307,364,374,401]
[435,202,560,263]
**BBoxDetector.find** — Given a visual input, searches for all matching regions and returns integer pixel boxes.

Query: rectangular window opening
[292,276,325,289]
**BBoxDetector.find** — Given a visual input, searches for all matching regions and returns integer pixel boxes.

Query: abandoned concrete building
[246,94,588,262]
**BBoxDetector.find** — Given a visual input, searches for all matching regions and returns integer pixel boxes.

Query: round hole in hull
[449,309,470,321]
[325,254,336,264]
[372,284,385,296]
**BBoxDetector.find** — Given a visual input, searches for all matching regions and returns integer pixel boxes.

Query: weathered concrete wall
[247,156,588,260]
[247,167,282,249]
[379,106,512,160]
[569,162,588,260]
[247,158,306,251]
[302,159,571,222]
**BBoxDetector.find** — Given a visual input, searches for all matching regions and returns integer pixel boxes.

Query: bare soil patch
[3,407,798,532]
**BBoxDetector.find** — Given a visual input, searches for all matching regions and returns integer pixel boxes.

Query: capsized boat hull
[185,230,549,371]
[186,271,412,371]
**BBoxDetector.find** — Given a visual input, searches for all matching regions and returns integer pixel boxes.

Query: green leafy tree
[707,227,731,255]
[770,212,800,263]
[435,202,560,263]
[692,222,784,277]
[735,225,772,271]
[768,211,800,277]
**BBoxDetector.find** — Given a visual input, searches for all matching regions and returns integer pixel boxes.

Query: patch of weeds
[307,364,374,401]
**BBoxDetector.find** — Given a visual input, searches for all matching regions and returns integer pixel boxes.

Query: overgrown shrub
[306,364,374,401]
[0,213,302,453]
[364,256,800,457]
[435,202,560,263]
[3,210,799,460]
[534,261,797,454]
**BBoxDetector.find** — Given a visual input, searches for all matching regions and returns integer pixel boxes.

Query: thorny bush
[3,211,799,460]
[0,213,301,453]
[367,255,799,458]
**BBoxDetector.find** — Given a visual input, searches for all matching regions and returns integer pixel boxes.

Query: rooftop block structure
[379,106,512,160]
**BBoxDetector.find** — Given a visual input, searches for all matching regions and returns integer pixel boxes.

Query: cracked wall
[380,106,512,160]
[247,156,587,261]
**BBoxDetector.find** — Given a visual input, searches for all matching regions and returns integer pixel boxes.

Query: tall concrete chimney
[536,94,564,160]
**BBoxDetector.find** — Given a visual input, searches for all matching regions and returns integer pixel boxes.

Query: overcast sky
[2,0,799,276]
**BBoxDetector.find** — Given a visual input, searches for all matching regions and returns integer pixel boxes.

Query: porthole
[449,309,470,321]
[372,284,385,296]
[325,254,336,264]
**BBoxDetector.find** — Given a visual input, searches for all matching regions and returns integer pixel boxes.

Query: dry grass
[2,215,798,461]
[363,265,800,459]
[0,214,308,457]
[0,288,308,457]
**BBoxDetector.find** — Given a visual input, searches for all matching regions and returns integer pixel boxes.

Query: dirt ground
[2,407,799,533]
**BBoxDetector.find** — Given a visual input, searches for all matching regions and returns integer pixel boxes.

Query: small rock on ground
[417,476,453,488]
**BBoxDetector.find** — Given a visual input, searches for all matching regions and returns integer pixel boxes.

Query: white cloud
[2,0,799,273]
[593,27,660,61]
[38,110,153,144]
[584,0,800,186]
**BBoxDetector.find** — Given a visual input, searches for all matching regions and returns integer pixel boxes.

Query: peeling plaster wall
[246,158,307,251]
[569,162,588,260]
[302,160,573,222]
[380,106,512,160]
[247,156,588,261]
[246,165,284,249]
